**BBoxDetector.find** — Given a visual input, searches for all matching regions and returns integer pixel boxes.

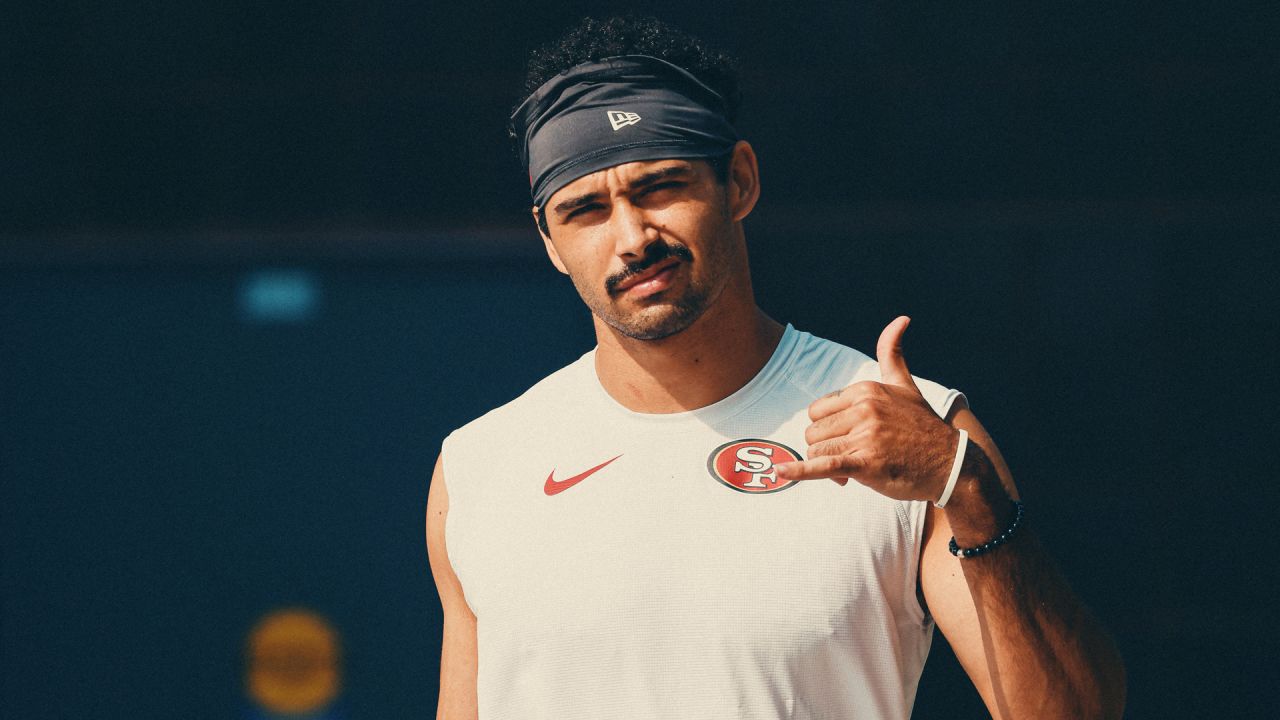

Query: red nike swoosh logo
[544,455,622,496]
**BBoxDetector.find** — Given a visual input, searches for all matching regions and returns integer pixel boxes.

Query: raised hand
[775,316,960,502]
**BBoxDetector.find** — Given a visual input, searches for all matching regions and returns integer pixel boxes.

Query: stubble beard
[585,233,736,341]
[598,282,714,341]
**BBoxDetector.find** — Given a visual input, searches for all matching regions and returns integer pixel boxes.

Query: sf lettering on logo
[707,439,803,494]
[734,445,776,488]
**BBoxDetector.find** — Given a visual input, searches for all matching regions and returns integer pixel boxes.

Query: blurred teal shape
[240,270,320,323]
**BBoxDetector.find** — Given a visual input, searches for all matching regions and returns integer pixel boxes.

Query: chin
[603,297,707,341]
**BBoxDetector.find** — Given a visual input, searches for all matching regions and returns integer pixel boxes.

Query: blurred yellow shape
[246,608,341,714]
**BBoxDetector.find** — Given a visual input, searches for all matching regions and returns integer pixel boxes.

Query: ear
[534,207,569,275]
[726,140,761,223]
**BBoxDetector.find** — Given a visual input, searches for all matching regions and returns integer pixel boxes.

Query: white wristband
[934,428,968,508]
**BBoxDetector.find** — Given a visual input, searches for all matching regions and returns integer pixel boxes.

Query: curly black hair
[518,15,741,123]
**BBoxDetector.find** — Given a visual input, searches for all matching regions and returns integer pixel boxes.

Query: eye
[565,203,605,221]
[640,181,684,196]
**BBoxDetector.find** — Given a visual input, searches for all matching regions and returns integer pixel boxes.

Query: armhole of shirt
[438,432,478,617]
[913,373,967,422]
[899,499,933,628]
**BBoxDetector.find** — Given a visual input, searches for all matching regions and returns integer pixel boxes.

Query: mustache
[605,243,694,295]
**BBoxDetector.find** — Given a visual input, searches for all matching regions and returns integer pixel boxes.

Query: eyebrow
[550,165,693,218]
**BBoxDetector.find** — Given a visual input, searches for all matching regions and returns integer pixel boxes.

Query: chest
[458,421,915,648]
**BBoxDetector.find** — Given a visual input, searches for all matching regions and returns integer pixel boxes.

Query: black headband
[510,55,739,209]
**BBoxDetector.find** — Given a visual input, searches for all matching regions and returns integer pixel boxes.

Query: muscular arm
[923,401,1126,719]
[756,317,1125,717]
[425,454,479,720]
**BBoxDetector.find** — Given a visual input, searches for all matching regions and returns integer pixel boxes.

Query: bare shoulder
[425,455,449,563]
[425,453,479,720]
[426,454,469,613]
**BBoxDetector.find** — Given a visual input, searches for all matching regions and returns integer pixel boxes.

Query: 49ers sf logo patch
[706,439,803,494]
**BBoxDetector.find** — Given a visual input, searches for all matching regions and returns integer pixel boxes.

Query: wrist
[941,441,1017,547]
[932,428,967,508]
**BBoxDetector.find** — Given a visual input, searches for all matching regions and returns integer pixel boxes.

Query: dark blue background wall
[3,1,1277,717]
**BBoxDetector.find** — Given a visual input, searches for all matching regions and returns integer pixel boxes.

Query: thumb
[877,315,921,392]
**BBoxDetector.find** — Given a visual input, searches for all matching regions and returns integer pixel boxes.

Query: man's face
[537,156,745,341]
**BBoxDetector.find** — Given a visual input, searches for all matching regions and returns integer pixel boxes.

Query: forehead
[547,158,705,207]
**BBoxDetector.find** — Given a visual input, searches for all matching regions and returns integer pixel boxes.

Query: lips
[613,258,680,295]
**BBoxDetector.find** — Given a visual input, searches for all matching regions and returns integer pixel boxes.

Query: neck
[592,278,784,414]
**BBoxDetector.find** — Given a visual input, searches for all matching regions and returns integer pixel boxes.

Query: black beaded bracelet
[948,500,1025,558]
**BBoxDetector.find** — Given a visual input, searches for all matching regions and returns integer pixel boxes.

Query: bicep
[920,401,1019,716]
[426,454,478,720]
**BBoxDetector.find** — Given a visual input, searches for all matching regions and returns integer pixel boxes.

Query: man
[426,16,1124,720]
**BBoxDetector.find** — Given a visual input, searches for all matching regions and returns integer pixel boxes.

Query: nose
[608,200,660,260]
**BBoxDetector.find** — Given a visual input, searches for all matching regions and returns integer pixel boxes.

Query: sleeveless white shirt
[441,325,964,720]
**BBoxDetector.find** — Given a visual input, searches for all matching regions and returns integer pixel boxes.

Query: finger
[803,410,861,446]
[776,454,865,482]
[808,391,847,423]
[808,434,860,459]
[808,381,878,421]
[876,315,921,393]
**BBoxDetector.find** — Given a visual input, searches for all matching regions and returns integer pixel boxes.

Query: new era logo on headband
[607,110,642,131]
